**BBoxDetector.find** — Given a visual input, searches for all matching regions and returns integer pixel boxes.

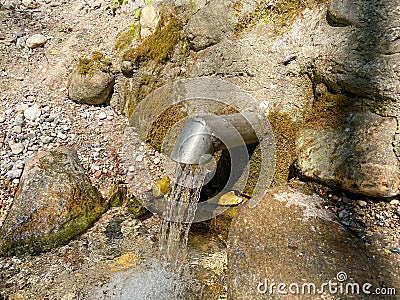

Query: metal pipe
[170,112,260,165]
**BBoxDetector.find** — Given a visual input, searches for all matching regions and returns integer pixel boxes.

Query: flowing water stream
[95,162,208,299]
[159,163,206,270]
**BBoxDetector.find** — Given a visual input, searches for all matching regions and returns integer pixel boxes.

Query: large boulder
[68,52,115,105]
[0,147,108,256]
[227,184,394,299]
[296,111,400,197]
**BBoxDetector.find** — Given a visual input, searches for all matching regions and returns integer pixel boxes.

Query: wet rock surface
[0,147,108,256]
[227,183,398,299]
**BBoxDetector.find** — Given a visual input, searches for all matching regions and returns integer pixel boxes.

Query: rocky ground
[0,0,399,299]
[0,0,133,226]
[0,1,228,299]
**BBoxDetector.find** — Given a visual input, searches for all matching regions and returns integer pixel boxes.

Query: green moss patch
[0,201,106,256]
[122,17,183,66]
[115,24,139,51]
[304,83,358,129]
[123,74,160,118]
[76,51,112,75]
[146,103,187,152]
[234,0,328,35]
[268,111,300,187]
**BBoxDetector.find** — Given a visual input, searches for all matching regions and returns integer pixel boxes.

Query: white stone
[136,155,144,162]
[128,166,135,172]
[47,114,56,122]
[16,104,29,111]
[13,126,22,134]
[22,0,33,7]
[98,112,107,120]
[358,200,367,207]
[24,106,41,121]
[10,143,24,155]
[153,157,160,164]
[0,115,5,123]
[26,34,48,49]
[16,37,27,49]
[390,199,399,205]
[57,132,67,140]
[7,168,22,179]
[16,161,24,169]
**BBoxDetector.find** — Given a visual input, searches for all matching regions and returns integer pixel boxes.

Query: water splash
[93,259,198,300]
[93,163,207,299]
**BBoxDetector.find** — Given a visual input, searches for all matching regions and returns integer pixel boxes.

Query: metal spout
[170,112,260,165]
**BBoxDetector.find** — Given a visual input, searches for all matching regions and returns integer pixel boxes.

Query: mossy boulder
[68,52,115,105]
[0,147,108,256]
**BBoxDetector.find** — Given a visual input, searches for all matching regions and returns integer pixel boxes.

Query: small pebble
[10,143,24,155]
[13,126,22,134]
[136,155,144,162]
[24,106,42,121]
[7,169,22,180]
[47,114,56,122]
[16,161,24,169]
[26,34,48,49]
[14,114,25,126]
[16,104,29,111]
[153,157,160,164]
[0,115,5,123]
[358,200,367,207]
[57,132,67,140]
[40,136,52,144]
[128,166,135,172]
[390,199,399,205]
[98,112,107,120]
